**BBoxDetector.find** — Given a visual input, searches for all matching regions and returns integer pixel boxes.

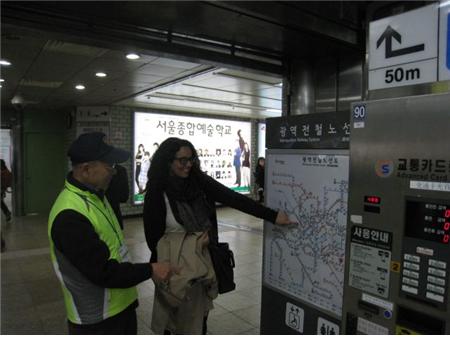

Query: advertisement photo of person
[233,140,242,187]
[137,151,151,194]
[241,142,251,188]
[135,144,145,192]
[152,143,159,157]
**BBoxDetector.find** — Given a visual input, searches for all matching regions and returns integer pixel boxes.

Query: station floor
[1,206,265,334]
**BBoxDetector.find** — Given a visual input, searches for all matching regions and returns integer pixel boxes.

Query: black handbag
[208,242,236,294]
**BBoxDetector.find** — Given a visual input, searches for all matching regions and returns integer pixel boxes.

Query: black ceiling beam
[1,2,284,76]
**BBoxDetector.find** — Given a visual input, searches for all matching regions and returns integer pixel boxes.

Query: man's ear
[78,163,91,176]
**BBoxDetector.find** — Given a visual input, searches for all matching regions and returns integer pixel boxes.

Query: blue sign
[447,13,450,70]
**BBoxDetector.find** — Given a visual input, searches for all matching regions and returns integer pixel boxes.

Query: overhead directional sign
[369,4,439,90]
[376,25,424,59]
[439,1,450,81]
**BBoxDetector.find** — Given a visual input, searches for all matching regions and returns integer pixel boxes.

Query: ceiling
[123,68,282,118]
[1,27,282,119]
[1,1,380,120]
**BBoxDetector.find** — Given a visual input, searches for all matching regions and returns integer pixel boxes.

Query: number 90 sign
[353,104,366,120]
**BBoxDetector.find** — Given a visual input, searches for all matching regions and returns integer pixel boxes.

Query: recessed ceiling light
[126,53,140,60]
[0,79,4,82]
[276,82,283,87]
[0,60,11,66]
[75,84,85,90]
[95,72,107,78]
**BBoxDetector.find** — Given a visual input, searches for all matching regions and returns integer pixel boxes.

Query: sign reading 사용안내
[133,112,252,204]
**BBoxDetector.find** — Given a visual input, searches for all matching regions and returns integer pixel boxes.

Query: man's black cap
[68,132,130,165]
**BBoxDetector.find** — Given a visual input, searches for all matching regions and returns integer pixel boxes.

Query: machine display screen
[405,200,450,244]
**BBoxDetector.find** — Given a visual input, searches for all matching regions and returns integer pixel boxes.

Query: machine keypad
[403,269,419,279]
[425,291,444,303]
[402,277,419,287]
[404,262,420,271]
[427,275,445,286]
[404,254,421,263]
[428,267,446,278]
[401,284,418,295]
[426,283,445,294]
[428,259,446,269]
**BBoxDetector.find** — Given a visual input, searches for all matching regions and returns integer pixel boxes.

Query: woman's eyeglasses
[174,156,196,166]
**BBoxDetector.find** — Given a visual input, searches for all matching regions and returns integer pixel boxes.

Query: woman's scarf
[165,174,212,232]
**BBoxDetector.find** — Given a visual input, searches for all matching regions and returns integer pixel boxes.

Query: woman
[254,157,265,203]
[143,138,294,334]
[135,144,145,191]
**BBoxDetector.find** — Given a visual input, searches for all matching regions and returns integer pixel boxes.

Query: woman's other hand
[199,231,210,247]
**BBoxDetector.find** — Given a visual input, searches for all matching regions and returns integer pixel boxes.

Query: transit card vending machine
[343,93,450,334]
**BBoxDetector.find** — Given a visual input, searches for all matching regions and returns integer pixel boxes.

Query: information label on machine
[357,317,389,335]
[362,293,394,311]
[348,242,391,298]
[410,180,450,192]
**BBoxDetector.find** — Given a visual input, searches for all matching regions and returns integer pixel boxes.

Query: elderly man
[48,132,174,334]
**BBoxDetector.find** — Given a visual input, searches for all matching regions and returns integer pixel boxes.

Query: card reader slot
[364,204,380,213]
[358,300,379,315]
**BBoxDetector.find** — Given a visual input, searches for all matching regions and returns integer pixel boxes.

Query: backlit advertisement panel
[133,112,252,204]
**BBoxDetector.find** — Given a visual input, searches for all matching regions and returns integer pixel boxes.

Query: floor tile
[214,291,260,312]
[240,327,261,334]
[207,311,254,335]
[233,304,262,327]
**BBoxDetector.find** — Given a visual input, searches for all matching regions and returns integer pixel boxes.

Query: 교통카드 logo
[375,160,394,178]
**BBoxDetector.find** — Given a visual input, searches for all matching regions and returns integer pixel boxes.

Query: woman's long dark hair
[145,137,201,191]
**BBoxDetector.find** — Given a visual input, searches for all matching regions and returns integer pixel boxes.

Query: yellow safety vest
[48,180,137,324]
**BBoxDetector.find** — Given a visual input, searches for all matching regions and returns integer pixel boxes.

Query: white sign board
[76,106,111,138]
[369,4,438,90]
[263,153,349,316]
[285,302,304,333]
[439,1,450,81]
[317,317,340,335]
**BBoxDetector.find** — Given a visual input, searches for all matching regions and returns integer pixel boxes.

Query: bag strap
[203,194,219,245]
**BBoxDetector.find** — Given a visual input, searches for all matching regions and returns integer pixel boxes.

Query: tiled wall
[70,105,261,217]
